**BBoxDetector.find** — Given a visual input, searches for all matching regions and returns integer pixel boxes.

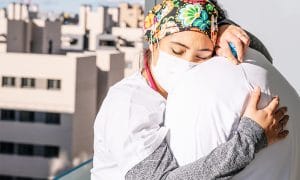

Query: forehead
[160,31,213,48]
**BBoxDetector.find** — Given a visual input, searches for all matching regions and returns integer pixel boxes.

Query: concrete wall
[7,20,31,53]
[112,27,143,42]
[0,113,73,179]
[0,43,6,53]
[30,19,61,54]
[108,7,120,26]
[72,55,97,165]
[0,53,98,179]
[44,21,61,54]
[0,15,7,35]
[87,7,109,51]
[92,50,125,107]
[61,34,84,51]
[31,20,44,53]
[119,3,143,28]
[0,53,77,113]
[7,3,30,21]
[119,46,143,77]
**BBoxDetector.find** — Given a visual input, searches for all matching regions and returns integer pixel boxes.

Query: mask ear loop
[144,29,159,91]
[210,14,218,47]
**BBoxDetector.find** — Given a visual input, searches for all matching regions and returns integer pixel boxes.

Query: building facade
[119,3,144,28]
[6,19,61,54]
[0,53,97,180]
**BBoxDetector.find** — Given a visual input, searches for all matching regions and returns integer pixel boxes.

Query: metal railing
[54,159,93,180]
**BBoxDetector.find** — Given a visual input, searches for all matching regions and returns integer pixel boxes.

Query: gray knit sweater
[125,117,268,180]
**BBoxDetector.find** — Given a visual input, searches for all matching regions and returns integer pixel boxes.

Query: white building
[112,27,143,77]
[119,46,143,77]
[6,19,61,54]
[0,52,98,179]
[61,5,114,52]
[7,2,38,21]
[108,7,120,26]
[84,50,125,106]
[119,3,144,28]
[0,8,7,53]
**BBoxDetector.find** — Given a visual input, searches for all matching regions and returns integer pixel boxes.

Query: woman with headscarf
[91,0,289,179]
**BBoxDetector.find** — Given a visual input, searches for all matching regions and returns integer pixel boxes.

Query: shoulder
[107,72,166,113]
[95,72,166,136]
[93,73,168,173]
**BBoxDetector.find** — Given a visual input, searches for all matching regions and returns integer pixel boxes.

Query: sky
[0,0,144,13]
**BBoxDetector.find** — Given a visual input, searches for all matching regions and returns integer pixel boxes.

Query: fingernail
[273,96,279,100]
[254,87,259,92]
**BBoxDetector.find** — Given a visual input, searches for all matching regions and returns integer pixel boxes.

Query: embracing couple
[91,0,300,179]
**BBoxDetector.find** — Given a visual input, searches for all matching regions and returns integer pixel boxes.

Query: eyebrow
[170,41,213,52]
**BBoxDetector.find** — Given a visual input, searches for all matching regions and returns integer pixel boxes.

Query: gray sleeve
[125,117,268,180]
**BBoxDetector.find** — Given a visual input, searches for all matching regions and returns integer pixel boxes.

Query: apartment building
[7,19,61,54]
[119,3,144,28]
[0,52,97,180]
[112,27,143,77]
[61,5,114,52]
[0,8,7,53]
[83,50,125,107]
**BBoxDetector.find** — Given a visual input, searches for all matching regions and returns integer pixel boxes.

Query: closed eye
[172,49,184,55]
[196,55,211,60]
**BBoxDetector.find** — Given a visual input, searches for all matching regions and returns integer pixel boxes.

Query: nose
[183,53,196,62]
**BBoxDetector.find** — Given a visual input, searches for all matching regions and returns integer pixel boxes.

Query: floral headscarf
[144,0,219,45]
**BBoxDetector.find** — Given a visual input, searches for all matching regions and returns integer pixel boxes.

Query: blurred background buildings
[0,0,299,179]
[0,1,143,179]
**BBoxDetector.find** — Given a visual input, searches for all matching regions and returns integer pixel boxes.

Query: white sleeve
[118,103,169,176]
[92,92,169,178]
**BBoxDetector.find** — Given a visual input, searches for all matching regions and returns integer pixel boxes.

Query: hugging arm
[125,117,267,180]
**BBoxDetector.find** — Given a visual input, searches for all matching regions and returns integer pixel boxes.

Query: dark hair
[210,0,227,22]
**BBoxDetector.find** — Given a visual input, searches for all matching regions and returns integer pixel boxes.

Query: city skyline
[0,0,144,13]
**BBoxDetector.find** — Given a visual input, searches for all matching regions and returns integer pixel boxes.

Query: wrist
[239,117,268,152]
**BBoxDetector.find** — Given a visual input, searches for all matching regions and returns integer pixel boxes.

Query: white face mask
[151,50,198,93]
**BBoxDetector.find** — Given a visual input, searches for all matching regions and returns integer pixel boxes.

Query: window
[1,109,15,121]
[99,40,116,47]
[33,145,44,157]
[15,177,34,180]
[2,76,15,87]
[48,40,53,54]
[0,142,15,154]
[17,144,34,156]
[0,175,13,180]
[0,141,59,158]
[45,113,60,125]
[0,175,46,180]
[44,145,59,158]
[19,111,34,122]
[47,79,61,90]
[21,78,35,88]
[70,39,78,45]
